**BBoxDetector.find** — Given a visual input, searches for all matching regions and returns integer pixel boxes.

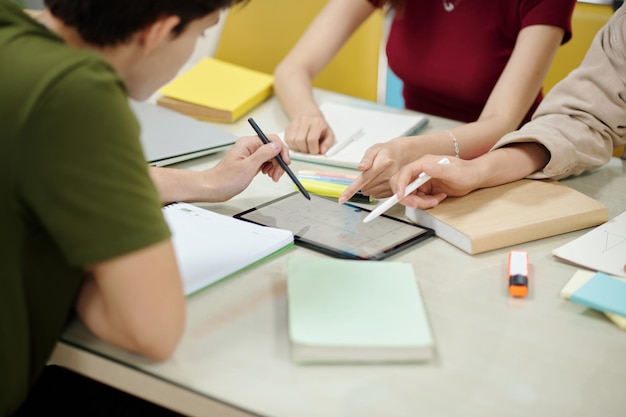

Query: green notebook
[287,256,435,364]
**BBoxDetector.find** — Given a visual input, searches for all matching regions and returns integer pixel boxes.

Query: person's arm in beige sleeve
[491,6,626,181]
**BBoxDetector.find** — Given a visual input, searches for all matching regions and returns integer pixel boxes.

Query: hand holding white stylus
[362,157,450,223]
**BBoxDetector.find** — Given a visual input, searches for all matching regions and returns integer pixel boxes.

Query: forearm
[149,166,216,204]
[390,107,522,164]
[274,62,322,121]
[473,142,550,189]
[428,25,565,160]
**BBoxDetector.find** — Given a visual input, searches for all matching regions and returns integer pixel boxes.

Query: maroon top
[369,0,575,124]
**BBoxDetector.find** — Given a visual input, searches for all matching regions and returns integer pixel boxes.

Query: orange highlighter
[508,250,529,297]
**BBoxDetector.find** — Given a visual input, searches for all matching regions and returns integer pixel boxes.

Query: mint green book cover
[287,256,435,364]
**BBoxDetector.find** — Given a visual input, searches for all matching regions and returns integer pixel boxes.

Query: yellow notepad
[157,57,274,122]
[287,256,435,364]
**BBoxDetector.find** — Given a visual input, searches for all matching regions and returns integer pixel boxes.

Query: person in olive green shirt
[0,0,292,415]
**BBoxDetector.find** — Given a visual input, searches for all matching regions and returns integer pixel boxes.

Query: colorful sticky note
[569,272,626,317]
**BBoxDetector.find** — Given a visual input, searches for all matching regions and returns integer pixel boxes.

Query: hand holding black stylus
[248,118,311,200]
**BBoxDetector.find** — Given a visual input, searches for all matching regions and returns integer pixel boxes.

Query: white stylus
[362,157,450,223]
[325,128,365,157]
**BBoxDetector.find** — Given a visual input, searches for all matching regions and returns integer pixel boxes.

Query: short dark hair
[44,0,246,47]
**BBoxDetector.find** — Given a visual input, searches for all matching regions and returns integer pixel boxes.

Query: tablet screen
[234,192,434,260]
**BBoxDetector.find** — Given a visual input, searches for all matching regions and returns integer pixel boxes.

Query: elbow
[273,60,293,95]
[132,310,186,362]
[140,339,180,363]
[274,58,316,90]
[274,59,287,79]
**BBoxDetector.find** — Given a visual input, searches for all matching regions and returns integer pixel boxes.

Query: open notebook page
[286,101,428,169]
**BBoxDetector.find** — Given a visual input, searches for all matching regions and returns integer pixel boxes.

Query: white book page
[287,102,429,168]
[163,203,293,295]
[552,211,626,278]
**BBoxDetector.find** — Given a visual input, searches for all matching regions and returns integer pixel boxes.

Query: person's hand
[389,155,482,209]
[206,134,287,201]
[283,114,335,154]
[338,137,415,203]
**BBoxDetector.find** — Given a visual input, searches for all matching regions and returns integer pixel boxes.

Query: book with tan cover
[157,57,274,123]
[404,179,609,255]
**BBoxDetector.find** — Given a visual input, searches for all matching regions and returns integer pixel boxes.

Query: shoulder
[24,56,137,153]
[519,0,577,14]
[366,0,385,7]
[518,0,576,43]
[18,51,142,181]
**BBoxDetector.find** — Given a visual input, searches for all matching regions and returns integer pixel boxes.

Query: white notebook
[163,203,294,296]
[552,211,626,279]
[288,101,429,169]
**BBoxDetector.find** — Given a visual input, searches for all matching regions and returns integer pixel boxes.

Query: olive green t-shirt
[0,2,171,415]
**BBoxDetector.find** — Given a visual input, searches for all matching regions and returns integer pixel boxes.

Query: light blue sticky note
[569,272,626,317]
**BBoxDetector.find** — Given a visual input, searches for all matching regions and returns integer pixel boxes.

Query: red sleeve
[520,0,576,44]
[367,0,385,8]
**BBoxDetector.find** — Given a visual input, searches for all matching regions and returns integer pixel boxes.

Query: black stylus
[248,118,311,200]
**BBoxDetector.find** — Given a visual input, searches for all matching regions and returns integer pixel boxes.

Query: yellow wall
[214,0,384,102]
[543,2,614,92]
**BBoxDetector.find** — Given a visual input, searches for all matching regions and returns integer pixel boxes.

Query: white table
[51,90,626,417]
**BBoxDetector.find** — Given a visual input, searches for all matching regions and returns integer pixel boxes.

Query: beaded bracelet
[443,129,460,158]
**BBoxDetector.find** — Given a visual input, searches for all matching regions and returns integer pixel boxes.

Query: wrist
[443,129,460,158]
[393,136,423,165]
[195,170,221,202]
[473,152,501,189]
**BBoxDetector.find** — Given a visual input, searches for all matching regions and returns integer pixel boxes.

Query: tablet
[234,192,434,260]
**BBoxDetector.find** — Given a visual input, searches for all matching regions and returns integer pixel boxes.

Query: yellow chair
[543,2,614,92]
[544,2,623,158]
[213,0,385,102]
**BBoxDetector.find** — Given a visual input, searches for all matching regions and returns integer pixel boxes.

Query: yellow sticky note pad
[158,57,273,122]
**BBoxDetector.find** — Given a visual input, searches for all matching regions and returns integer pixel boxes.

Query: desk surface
[52,90,626,417]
